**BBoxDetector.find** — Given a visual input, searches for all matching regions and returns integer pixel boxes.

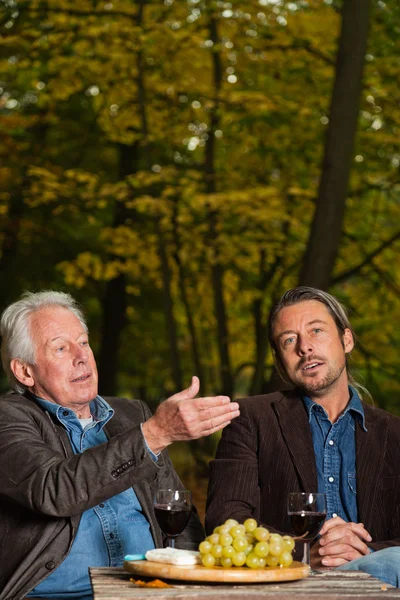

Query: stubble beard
[292,359,347,396]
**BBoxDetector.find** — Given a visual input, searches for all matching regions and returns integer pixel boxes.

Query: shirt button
[99,503,104,508]
[45,561,56,570]
[332,513,338,518]
[328,440,334,446]
[63,410,69,416]
[110,533,115,539]
[328,476,334,483]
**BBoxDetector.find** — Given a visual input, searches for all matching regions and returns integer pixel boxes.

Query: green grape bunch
[198,518,295,569]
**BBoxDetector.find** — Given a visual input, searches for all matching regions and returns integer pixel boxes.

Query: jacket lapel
[274,392,318,492]
[356,404,387,528]
[103,403,164,547]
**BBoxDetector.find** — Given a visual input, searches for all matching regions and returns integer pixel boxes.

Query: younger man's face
[272,300,354,396]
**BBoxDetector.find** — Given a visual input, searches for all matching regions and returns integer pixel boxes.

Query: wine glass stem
[168,537,175,549]
[302,541,310,565]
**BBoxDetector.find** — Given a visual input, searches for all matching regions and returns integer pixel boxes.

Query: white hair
[0,291,87,394]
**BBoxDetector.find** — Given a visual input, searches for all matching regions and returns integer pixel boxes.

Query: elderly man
[206,286,400,585]
[0,290,240,600]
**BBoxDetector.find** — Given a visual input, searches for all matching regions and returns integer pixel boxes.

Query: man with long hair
[206,286,400,585]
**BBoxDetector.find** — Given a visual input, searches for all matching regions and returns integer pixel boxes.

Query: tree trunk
[155,219,183,391]
[0,191,24,311]
[98,143,134,395]
[249,251,270,396]
[250,216,290,395]
[0,117,48,311]
[97,272,127,395]
[100,0,184,395]
[205,9,233,397]
[299,0,371,289]
[171,203,206,391]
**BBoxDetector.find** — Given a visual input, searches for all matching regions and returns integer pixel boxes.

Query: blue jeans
[337,547,400,587]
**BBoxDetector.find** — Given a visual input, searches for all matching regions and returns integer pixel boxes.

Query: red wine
[154,504,191,537]
[290,511,326,541]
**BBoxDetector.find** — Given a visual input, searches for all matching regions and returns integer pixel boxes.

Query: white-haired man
[0,291,240,600]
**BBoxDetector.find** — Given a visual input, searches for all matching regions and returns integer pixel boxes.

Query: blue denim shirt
[28,396,155,599]
[302,386,367,523]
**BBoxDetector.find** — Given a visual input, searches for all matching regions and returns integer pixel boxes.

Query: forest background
[1,0,400,520]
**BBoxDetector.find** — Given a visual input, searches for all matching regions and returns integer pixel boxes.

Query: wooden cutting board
[123,560,309,583]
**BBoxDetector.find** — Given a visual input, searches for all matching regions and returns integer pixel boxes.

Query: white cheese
[145,548,202,566]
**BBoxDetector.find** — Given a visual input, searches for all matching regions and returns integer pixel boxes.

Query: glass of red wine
[287,492,327,567]
[154,489,192,548]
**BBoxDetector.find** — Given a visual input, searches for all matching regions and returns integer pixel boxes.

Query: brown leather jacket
[0,393,203,600]
[206,390,400,550]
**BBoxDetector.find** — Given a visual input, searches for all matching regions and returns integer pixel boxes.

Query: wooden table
[90,566,400,599]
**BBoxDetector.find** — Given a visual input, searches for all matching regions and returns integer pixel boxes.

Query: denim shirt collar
[26,391,114,430]
[302,385,367,432]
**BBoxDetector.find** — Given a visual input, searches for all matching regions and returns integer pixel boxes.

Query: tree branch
[332,230,400,285]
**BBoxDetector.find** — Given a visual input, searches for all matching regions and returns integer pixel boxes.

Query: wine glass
[154,489,192,548]
[287,492,327,567]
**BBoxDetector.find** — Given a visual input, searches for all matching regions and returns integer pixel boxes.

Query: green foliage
[1,0,400,415]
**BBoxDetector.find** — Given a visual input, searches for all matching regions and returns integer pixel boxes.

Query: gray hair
[268,286,369,399]
[0,291,87,394]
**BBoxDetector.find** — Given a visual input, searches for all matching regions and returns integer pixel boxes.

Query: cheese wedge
[145,548,202,566]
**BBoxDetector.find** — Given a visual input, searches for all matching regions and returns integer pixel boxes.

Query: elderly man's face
[25,305,98,412]
[272,300,354,396]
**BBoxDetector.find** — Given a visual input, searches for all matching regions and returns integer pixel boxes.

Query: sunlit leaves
[1,0,400,404]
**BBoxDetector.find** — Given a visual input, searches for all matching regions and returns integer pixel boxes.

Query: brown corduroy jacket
[206,390,400,551]
[0,393,203,600]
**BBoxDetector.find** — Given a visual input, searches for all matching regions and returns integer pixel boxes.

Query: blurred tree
[0,0,399,417]
[300,0,372,289]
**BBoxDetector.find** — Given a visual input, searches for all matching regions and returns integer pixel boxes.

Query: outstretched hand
[141,376,240,454]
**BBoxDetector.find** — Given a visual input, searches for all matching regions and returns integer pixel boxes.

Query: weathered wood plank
[90,567,400,600]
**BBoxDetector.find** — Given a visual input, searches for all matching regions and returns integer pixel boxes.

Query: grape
[266,555,279,567]
[222,545,235,558]
[254,527,270,542]
[219,524,232,535]
[220,557,233,568]
[246,553,260,569]
[211,544,223,558]
[269,540,284,556]
[232,551,247,566]
[198,518,295,570]
[207,533,220,545]
[224,518,239,528]
[199,540,212,555]
[202,553,215,567]
[244,518,258,533]
[230,524,246,538]
[219,533,233,547]
[254,541,269,558]
[259,557,267,567]
[232,537,247,552]
[279,551,294,568]
[244,544,253,556]
[282,535,295,552]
